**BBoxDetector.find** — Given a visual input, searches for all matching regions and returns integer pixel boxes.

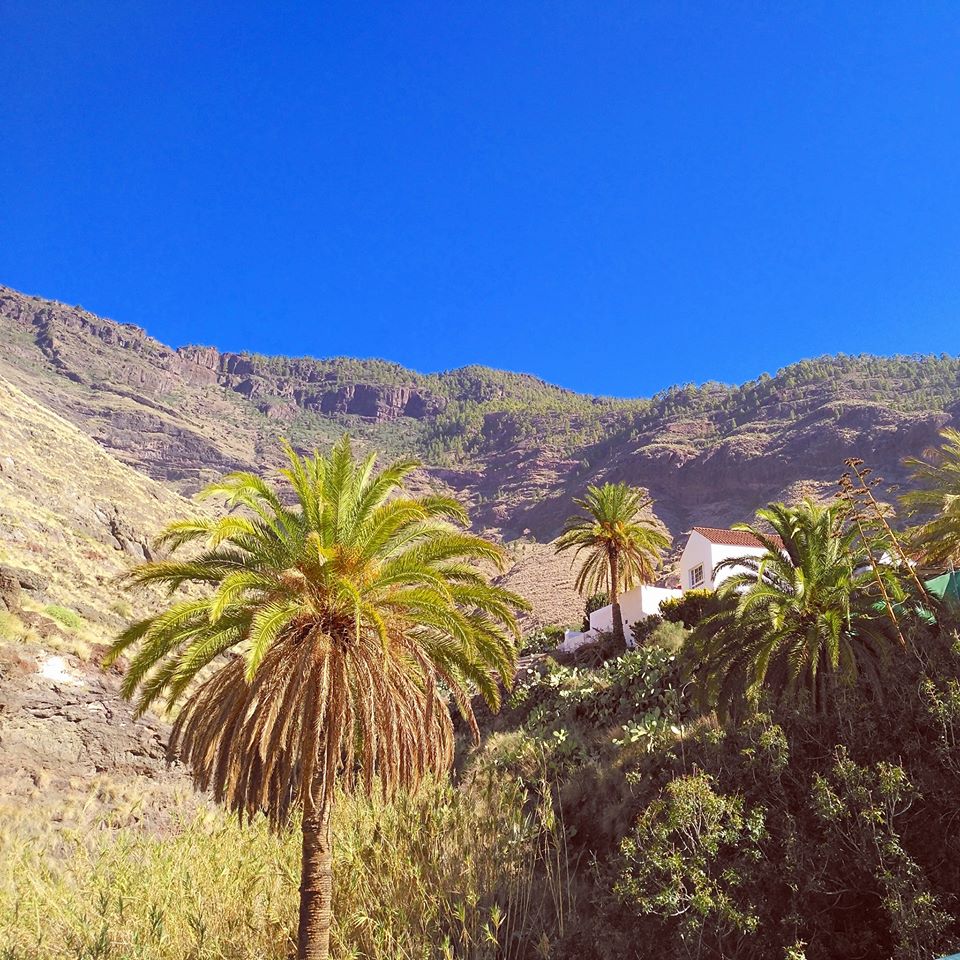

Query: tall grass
[0,612,37,645]
[0,773,574,960]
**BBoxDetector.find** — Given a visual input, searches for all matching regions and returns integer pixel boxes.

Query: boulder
[0,570,21,613]
[0,564,48,597]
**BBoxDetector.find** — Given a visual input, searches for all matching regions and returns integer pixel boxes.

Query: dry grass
[498,540,584,632]
[6,596,98,660]
[0,774,574,960]
[0,377,196,629]
[0,612,38,645]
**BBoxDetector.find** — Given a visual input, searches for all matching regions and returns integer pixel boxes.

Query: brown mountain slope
[1,283,958,625]
[0,377,199,827]
[0,377,193,626]
[0,376,578,830]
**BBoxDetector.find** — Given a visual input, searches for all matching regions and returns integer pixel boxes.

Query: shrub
[615,773,766,951]
[43,605,85,630]
[508,645,686,737]
[630,615,662,646]
[631,616,689,652]
[521,624,566,655]
[659,589,720,628]
[583,592,608,631]
[810,750,951,959]
[564,631,960,960]
[646,620,689,653]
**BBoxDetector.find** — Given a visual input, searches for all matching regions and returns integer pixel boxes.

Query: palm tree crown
[901,427,960,568]
[556,482,670,647]
[691,500,905,716]
[106,436,527,959]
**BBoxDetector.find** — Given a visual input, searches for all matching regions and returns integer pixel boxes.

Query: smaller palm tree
[556,482,670,649]
[690,500,905,717]
[901,428,960,569]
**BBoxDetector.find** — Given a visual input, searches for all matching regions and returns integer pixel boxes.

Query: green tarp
[925,570,960,607]
[871,570,960,626]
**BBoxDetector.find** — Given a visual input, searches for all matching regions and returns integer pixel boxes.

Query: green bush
[810,750,951,959]
[521,624,566,655]
[630,615,662,646]
[646,620,689,653]
[615,773,766,950]
[583,592,609,631]
[43,604,85,630]
[659,589,720,628]
[508,646,686,740]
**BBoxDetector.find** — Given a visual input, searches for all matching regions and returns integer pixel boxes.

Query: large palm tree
[901,427,960,568]
[690,500,905,717]
[105,437,527,960]
[556,482,670,649]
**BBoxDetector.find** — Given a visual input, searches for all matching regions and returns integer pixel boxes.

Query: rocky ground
[0,638,194,835]
[0,561,194,835]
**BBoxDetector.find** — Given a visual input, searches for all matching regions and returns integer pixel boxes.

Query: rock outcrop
[0,564,47,613]
[0,640,193,831]
[1,288,445,427]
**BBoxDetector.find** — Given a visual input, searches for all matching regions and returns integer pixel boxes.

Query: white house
[677,526,783,592]
[560,581,682,653]
[559,525,782,652]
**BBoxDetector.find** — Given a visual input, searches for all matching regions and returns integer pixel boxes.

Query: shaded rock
[0,564,48,594]
[0,570,21,612]
[0,640,194,832]
[19,610,66,640]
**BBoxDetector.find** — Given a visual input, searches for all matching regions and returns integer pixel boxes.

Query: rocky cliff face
[0,377,195,624]
[1,283,958,556]
[2,288,445,425]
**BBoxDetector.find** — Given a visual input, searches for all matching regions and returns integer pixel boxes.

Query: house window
[689,564,704,589]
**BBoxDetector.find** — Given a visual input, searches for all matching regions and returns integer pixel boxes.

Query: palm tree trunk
[298,798,334,960]
[610,549,626,649]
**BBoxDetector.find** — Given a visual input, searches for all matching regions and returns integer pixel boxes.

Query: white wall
[678,531,715,590]
[558,629,592,653]
[678,531,767,591]
[588,583,682,642]
[709,543,767,589]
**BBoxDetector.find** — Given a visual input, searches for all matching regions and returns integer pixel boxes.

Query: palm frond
[110,434,525,831]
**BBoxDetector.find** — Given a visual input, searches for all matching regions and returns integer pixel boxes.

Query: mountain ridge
[1,283,958,600]
[12,282,960,415]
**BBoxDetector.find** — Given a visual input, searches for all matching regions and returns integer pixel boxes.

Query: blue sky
[2,2,960,397]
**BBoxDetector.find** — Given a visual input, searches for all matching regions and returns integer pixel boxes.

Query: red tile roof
[690,526,784,549]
